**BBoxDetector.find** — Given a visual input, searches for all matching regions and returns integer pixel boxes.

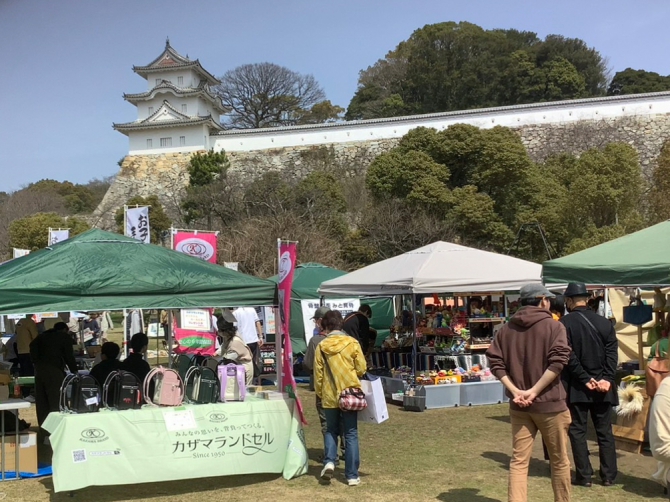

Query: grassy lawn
[2,382,666,502]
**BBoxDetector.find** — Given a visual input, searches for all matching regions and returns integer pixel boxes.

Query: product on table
[184,366,220,404]
[218,363,246,402]
[60,374,100,413]
[144,367,184,406]
[103,370,143,410]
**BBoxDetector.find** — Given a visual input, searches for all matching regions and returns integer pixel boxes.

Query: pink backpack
[144,367,184,406]
[217,364,246,402]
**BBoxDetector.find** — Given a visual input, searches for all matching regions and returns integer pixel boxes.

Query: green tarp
[269,263,395,353]
[0,229,277,314]
[542,220,670,286]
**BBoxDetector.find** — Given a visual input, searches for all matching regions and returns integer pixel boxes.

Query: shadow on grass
[487,414,511,424]
[482,451,550,478]
[437,488,502,501]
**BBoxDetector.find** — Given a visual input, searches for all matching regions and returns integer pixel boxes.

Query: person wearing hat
[304,306,331,392]
[216,310,254,386]
[561,282,618,488]
[487,284,572,502]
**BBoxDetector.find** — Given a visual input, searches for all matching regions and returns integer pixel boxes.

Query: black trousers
[34,365,66,429]
[568,402,618,483]
[247,342,260,379]
[17,353,34,398]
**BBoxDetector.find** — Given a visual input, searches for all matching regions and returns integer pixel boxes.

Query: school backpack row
[59,362,247,413]
[178,354,247,403]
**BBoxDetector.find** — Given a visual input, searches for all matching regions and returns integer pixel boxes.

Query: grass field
[2,379,667,502]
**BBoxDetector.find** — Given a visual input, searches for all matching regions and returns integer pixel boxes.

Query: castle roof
[132,40,220,86]
[113,100,223,135]
[123,79,225,112]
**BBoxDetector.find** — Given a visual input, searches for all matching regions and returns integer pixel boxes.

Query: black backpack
[102,371,143,410]
[184,366,220,404]
[60,374,100,413]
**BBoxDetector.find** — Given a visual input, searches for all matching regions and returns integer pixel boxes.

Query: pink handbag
[217,364,246,402]
[144,367,184,406]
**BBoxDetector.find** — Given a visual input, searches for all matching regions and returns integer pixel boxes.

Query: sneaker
[347,477,361,486]
[24,395,35,403]
[320,462,334,481]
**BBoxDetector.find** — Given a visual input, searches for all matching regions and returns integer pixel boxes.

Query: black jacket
[342,312,371,353]
[120,353,151,383]
[90,358,121,387]
[29,328,78,374]
[560,307,618,404]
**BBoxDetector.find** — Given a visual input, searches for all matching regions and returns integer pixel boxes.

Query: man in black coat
[342,305,373,354]
[560,282,618,487]
[30,322,78,430]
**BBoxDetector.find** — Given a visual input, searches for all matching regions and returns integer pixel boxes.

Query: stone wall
[95,113,670,227]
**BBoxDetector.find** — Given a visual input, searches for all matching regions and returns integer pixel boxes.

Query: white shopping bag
[358,377,389,424]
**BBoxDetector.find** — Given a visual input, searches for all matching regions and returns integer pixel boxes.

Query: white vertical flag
[48,229,69,245]
[126,206,150,243]
[12,248,30,258]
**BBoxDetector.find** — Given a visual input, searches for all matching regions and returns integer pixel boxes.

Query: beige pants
[509,409,571,502]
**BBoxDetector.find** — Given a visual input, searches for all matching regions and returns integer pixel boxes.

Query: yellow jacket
[314,332,367,409]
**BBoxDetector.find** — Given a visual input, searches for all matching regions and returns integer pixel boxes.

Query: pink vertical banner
[277,240,306,424]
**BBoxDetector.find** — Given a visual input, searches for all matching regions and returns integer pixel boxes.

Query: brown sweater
[487,306,571,413]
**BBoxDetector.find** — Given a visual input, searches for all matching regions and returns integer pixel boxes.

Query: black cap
[564,282,588,298]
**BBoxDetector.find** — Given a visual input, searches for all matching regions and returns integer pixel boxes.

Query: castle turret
[113,39,224,153]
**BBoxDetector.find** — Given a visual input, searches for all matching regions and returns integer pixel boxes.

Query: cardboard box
[0,431,38,474]
[0,374,11,386]
[0,386,9,401]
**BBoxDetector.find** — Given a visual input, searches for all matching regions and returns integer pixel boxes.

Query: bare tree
[213,63,335,129]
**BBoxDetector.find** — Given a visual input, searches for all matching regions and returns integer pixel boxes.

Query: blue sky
[1,0,669,192]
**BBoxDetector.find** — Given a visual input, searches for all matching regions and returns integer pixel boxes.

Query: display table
[0,399,31,481]
[43,397,308,492]
[379,376,507,409]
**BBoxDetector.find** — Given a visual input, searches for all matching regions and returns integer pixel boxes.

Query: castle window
[155,78,161,86]
[160,137,172,147]
[178,76,183,85]
[148,106,154,115]
[180,136,186,146]
[181,104,187,113]
[146,139,152,148]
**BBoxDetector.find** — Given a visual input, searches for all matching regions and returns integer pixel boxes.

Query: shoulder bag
[646,340,670,398]
[320,347,367,412]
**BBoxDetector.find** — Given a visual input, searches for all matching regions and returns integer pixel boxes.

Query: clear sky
[1,0,669,192]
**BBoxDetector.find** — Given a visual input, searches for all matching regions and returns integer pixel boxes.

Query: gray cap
[519,283,556,300]
[312,306,330,320]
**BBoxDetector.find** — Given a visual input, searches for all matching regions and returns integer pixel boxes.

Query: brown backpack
[646,341,670,397]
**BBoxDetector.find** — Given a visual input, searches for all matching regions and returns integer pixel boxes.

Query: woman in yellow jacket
[314,310,367,486]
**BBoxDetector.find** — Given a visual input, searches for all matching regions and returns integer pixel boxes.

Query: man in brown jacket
[487,284,572,502]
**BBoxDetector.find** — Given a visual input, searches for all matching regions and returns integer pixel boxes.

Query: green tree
[607,68,670,96]
[27,179,98,214]
[115,195,172,244]
[181,150,234,229]
[346,21,607,120]
[9,213,89,251]
[648,140,670,222]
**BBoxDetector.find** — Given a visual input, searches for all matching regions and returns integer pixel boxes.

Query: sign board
[300,298,360,344]
[180,309,211,331]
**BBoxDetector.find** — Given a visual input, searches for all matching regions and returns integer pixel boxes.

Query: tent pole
[638,325,645,370]
[167,310,173,369]
[275,307,282,390]
[412,293,418,376]
[122,309,127,359]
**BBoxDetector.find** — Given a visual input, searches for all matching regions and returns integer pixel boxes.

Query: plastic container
[459,381,505,406]
[424,383,460,408]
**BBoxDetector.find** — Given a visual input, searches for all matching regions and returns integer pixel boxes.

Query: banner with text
[300,298,360,344]
[126,206,150,243]
[277,241,305,423]
[172,308,216,356]
[12,248,30,259]
[173,231,217,264]
[48,229,69,245]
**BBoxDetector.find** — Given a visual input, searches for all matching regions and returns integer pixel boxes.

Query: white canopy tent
[319,241,543,297]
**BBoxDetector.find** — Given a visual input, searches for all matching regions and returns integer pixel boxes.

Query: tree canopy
[213,63,343,128]
[607,68,670,96]
[8,213,90,251]
[346,22,607,120]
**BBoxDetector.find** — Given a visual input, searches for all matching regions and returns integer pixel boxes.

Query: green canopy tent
[542,220,670,286]
[542,220,670,367]
[0,229,277,314]
[269,263,394,354]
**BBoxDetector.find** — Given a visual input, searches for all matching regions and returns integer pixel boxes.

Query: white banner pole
[276,238,283,389]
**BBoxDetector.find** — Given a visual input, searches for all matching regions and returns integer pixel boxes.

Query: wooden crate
[612,387,651,454]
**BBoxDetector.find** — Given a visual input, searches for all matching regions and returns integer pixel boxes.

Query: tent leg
[412,294,418,376]
[122,309,127,359]
[276,307,283,391]
[638,325,645,370]
[167,311,173,369]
